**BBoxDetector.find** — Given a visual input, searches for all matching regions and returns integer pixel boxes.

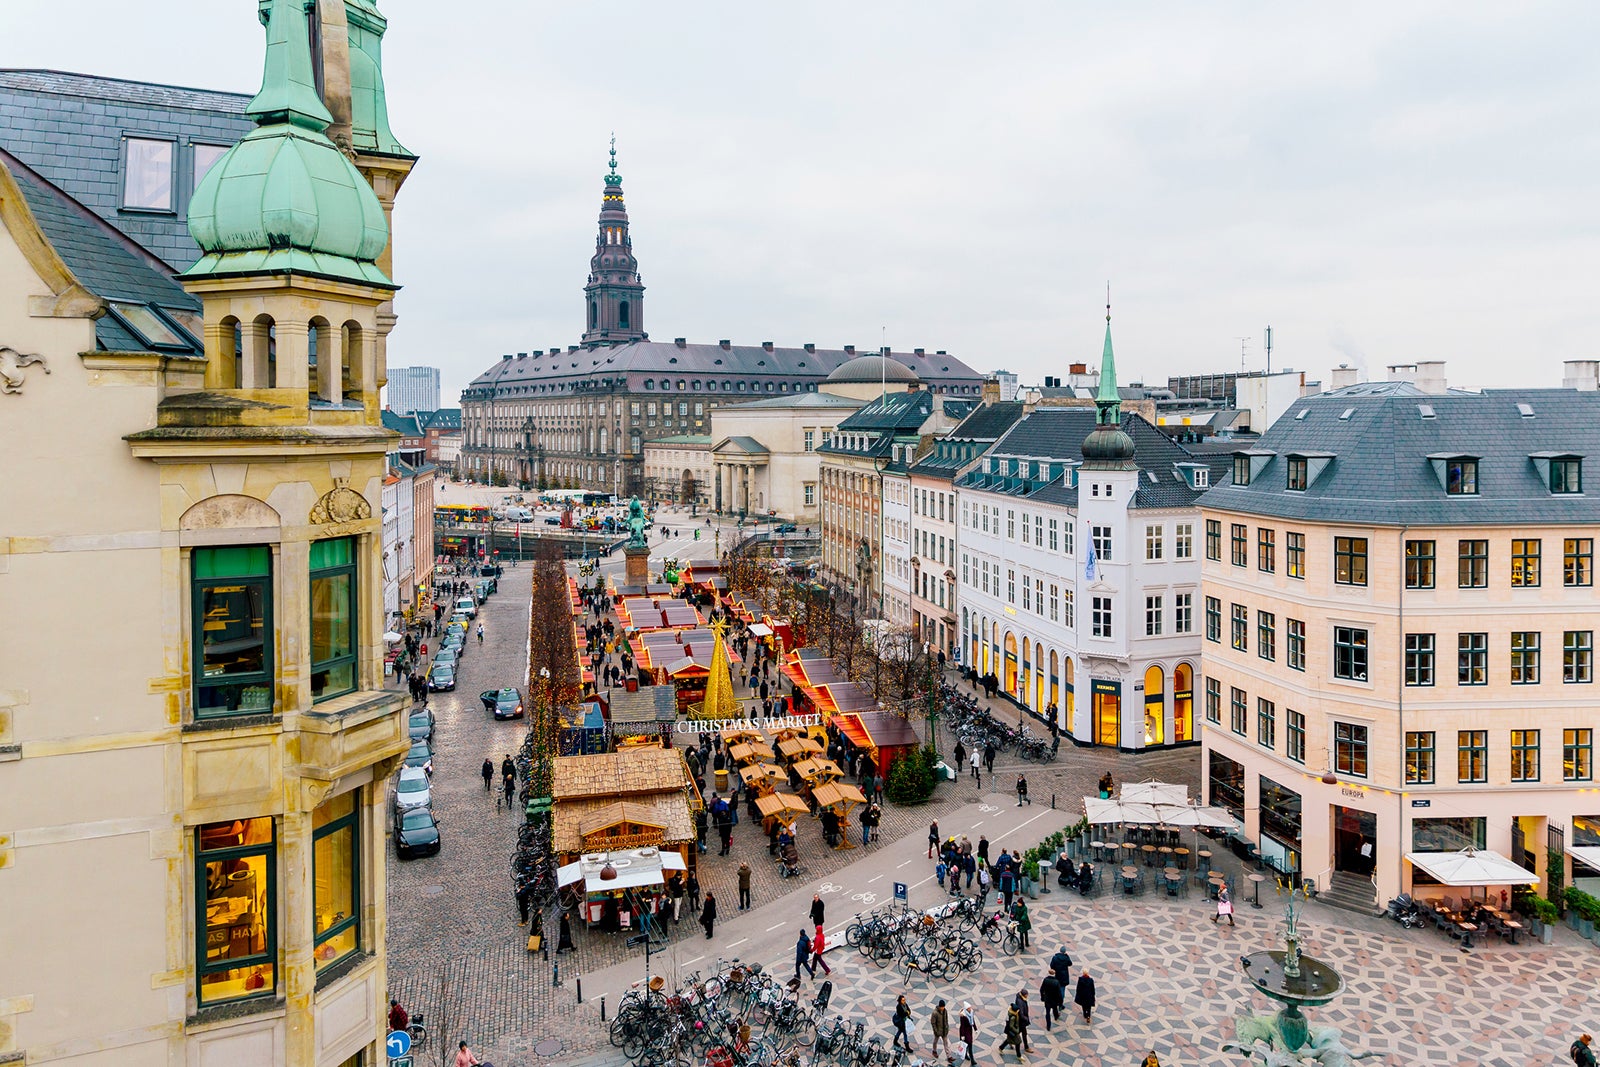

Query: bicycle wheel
[610,1015,637,1048]
[844,923,864,947]
[1002,931,1020,956]
[981,922,1003,945]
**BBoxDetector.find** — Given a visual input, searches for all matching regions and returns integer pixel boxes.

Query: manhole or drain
[421,885,445,897]
[534,1038,564,1057]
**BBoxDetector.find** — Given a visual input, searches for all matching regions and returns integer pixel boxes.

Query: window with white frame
[1145,595,1163,635]
[1174,522,1193,559]
[1092,596,1112,638]
[1174,592,1192,634]
[1146,526,1163,560]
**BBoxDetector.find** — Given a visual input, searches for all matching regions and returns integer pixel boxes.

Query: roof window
[1418,404,1435,419]
[1517,402,1535,418]
[1426,454,1479,495]
[1339,408,1355,421]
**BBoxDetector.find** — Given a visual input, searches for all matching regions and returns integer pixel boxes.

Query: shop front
[1334,804,1378,878]
[1208,750,1245,824]
[1091,679,1120,748]
[1258,775,1303,881]
[557,847,687,931]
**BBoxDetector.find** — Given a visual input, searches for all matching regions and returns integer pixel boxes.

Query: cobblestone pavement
[385,564,1597,1066]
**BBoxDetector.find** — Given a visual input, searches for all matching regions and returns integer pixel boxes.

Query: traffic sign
[390,1059,412,1067]
[386,1030,411,1058]
[893,881,907,903]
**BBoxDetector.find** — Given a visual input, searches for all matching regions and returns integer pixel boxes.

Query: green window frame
[310,538,357,702]
[1405,731,1435,785]
[1550,457,1582,494]
[1286,532,1306,579]
[1564,728,1593,782]
[1510,729,1540,783]
[1458,539,1488,588]
[1286,618,1306,672]
[1285,457,1307,491]
[1257,528,1275,572]
[1457,730,1488,783]
[1257,611,1276,661]
[192,546,274,718]
[1257,698,1276,750]
[197,817,276,1005]
[1286,710,1306,764]
[1231,523,1248,567]
[1334,721,1368,777]
[1404,539,1435,589]
[1205,677,1221,724]
[1230,686,1248,736]
[1205,596,1221,643]
[1510,631,1540,684]
[1565,538,1593,587]
[1458,632,1488,685]
[1564,630,1593,683]
[1334,536,1367,586]
[1231,603,1248,652]
[313,792,360,971]
[1333,626,1368,681]
[1205,520,1221,561]
[1511,539,1541,587]
[1405,633,1435,686]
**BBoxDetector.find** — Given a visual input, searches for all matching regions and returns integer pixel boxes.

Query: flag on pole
[1085,534,1097,582]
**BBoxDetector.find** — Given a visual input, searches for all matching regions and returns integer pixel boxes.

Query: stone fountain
[1226,885,1379,1066]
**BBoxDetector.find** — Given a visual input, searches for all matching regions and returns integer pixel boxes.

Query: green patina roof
[345,0,411,158]
[186,0,390,286]
[1095,313,1119,409]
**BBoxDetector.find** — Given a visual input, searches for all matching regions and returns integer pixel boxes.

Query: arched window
[1064,658,1075,735]
[1143,665,1165,746]
[590,302,598,328]
[619,300,630,329]
[1173,663,1194,743]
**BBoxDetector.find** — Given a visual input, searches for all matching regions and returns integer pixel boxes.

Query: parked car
[433,647,458,669]
[407,708,435,742]
[478,687,524,720]
[543,516,561,525]
[774,522,798,534]
[427,662,456,691]
[393,765,431,812]
[403,738,433,770]
[455,596,477,618]
[394,807,441,859]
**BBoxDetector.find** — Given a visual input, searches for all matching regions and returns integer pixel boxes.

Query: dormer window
[1233,455,1251,486]
[1193,467,1209,488]
[1445,457,1478,495]
[1286,457,1308,491]
[1551,457,1582,494]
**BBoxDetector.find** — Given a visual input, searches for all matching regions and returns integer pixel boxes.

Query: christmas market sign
[673,713,822,735]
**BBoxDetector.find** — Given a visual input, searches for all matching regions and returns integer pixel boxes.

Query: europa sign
[674,713,822,735]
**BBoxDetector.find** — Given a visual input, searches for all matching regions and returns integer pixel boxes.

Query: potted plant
[1566,887,1595,939]
[1022,859,1041,897]
[1532,898,1560,945]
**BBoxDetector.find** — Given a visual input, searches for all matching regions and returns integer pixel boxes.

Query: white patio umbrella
[1404,848,1540,887]
[1119,780,1190,806]
[383,631,405,643]
[1083,798,1162,825]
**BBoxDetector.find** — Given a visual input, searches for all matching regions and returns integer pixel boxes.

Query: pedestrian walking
[958,1003,977,1066]
[984,742,996,774]
[1213,887,1236,926]
[481,758,494,792]
[687,872,701,914]
[968,746,981,783]
[976,863,991,909]
[999,1005,1023,1061]
[1012,991,1031,1053]
[1049,947,1073,987]
[1074,971,1097,1023]
[795,930,813,981]
[810,892,825,928]
[977,835,990,864]
[1572,1035,1596,1067]
[928,820,941,859]
[1016,774,1030,806]
[503,771,515,809]
[810,924,831,976]
[556,910,575,953]
[930,999,950,1061]
[668,875,684,924]
[964,851,977,890]
[700,892,718,939]
[953,739,966,769]
[515,882,531,925]
[738,862,752,910]
[892,995,914,1049]
[1038,971,1063,1030]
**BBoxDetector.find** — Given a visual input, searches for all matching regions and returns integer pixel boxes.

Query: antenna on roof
[1264,325,1273,376]
[1236,336,1250,373]
[880,325,887,400]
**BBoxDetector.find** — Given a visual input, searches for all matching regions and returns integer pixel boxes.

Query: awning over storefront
[1568,845,1600,871]
[557,847,686,894]
[748,623,774,638]
[1083,798,1163,825]
[834,715,872,749]
[1119,780,1189,806]
[1404,848,1540,886]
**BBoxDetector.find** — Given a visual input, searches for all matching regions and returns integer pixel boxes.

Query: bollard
[576,976,584,1003]
[552,959,561,988]
[598,994,604,1021]
[1051,793,1056,810]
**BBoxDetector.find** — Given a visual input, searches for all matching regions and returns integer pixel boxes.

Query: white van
[455,596,477,618]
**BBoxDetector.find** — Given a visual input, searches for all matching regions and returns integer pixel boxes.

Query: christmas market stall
[557,846,687,931]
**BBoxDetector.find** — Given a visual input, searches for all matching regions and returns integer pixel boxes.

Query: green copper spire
[605,133,622,188]
[1095,295,1120,419]
[247,0,334,131]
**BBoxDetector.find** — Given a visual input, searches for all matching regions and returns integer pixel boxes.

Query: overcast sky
[6,2,1598,405]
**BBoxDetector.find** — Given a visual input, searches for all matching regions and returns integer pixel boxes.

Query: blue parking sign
[894,881,907,902]
[386,1030,411,1058]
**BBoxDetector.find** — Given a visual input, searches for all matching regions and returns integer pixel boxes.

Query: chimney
[517,352,527,359]
[914,348,925,356]
[880,346,891,356]
[675,337,687,348]
[1069,362,1087,375]
[501,354,512,361]
[719,339,731,350]
[803,343,815,353]
[1387,362,1417,384]
[762,341,774,352]
[1563,359,1600,392]
[981,377,1001,404]
[1415,360,1447,395]
[844,345,855,355]
[1329,363,1360,389]
[568,345,579,353]
[935,350,947,356]
[533,350,543,357]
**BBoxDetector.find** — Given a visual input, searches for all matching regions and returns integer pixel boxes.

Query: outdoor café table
[1207,872,1226,900]
[739,762,785,788]
[1163,869,1183,897]
[1157,845,1174,865]
[1172,847,1190,869]
[1120,866,1139,895]
[1091,841,1108,863]
[730,741,776,763]
[1195,849,1213,881]
[1502,919,1523,944]
[1140,844,1159,867]
[1247,872,1268,908]
[1120,842,1140,860]
[1456,922,1477,951]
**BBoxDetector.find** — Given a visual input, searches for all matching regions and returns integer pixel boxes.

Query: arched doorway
[1048,650,1059,723]
[1173,663,1194,742]
[1021,638,1032,707]
[1003,632,1018,695]
[1064,658,1075,735]
[1143,664,1165,746]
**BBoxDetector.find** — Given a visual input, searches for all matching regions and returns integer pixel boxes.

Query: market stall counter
[558,846,686,930]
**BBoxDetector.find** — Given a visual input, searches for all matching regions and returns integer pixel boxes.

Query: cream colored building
[0,3,413,1065]
[1200,377,1600,908]
[641,434,713,507]
[709,391,863,523]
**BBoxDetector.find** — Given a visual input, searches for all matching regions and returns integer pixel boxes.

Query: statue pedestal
[624,544,650,586]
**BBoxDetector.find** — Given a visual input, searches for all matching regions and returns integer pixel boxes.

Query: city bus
[436,503,492,524]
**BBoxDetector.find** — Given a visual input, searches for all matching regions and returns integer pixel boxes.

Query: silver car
[393,765,432,812]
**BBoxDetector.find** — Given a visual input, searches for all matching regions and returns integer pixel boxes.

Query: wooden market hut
[552,747,700,872]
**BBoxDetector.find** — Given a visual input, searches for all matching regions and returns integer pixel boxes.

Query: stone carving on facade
[0,347,49,394]
[309,480,372,524]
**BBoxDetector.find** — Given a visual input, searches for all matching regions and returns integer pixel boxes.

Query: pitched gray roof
[909,401,1027,479]
[3,148,201,357]
[1198,384,1600,526]
[0,69,249,113]
[713,436,768,455]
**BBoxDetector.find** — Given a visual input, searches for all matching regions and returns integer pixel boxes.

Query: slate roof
[1198,383,1600,526]
[0,69,249,113]
[727,392,863,410]
[418,408,462,431]
[648,434,713,446]
[910,401,1027,479]
[3,148,202,357]
[461,342,984,399]
[957,407,1216,511]
[382,411,423,436]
